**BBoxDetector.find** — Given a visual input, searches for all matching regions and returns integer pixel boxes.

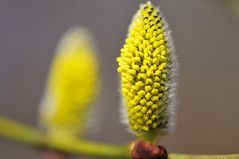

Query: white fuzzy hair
[156,4,179,133]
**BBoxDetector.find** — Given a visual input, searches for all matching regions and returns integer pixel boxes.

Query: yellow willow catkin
[117,2,177,138]
[39,27,99,137]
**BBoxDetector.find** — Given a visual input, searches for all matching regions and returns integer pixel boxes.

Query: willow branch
[0,115,238,159]
[169,154,239,159]
[0,116,129,158]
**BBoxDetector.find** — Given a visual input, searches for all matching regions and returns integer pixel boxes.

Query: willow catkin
[117,2,177,139]
[39,27,99,137]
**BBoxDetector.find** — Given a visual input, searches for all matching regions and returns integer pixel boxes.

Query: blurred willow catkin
[117,2,177,142]
[39,27,99,138]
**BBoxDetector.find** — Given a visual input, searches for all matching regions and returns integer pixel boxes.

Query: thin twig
[0,115,238,159]
[0,115,130,158]
[42,150,68,159]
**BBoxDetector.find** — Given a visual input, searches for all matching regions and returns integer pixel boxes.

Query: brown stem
[42,150,68,159]
[131,140,168,159]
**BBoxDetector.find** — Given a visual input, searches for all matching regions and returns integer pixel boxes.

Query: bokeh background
[0,0,239,158]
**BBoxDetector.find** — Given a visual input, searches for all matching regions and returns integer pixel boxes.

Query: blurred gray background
[0,0,239,158]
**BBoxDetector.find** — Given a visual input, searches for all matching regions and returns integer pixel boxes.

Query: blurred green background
[0,0,238,158]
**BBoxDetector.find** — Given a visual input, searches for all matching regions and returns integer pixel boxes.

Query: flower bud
[39,27,99,138]
[117,2,178,140]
